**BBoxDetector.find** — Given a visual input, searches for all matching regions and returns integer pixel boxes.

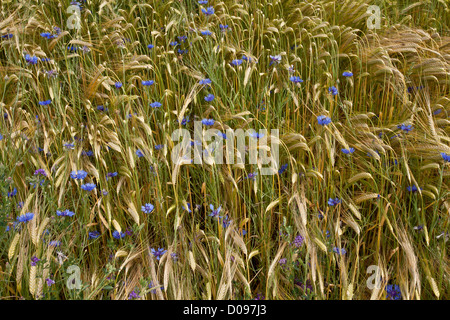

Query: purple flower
[31,256,40,266]
[292,235,304,248]
[114,82,122,89]
[245,172,258,180]
[34,169,47,177]
[46,278,55,286]
[128,290,141,299]
[201,30,212,36]
[407,185,422,192]
[342,71,353,77]
[48,241,61,247]
[209,204,222,219]
[150,248,167,260]
[147,44,154,50]
[204,94,215,102]
[386,284,402,300]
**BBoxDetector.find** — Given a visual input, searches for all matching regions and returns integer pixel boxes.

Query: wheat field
[0,0,449,300]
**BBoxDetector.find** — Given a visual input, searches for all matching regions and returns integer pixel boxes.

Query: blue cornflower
[25,54,38,65]
[81,183,96,191]
[97,105,107,112]
[341,148,355,154]
[70,170,88,180]
[269,55,282,65]
[242,55,253,63]
[332,247,346,255]
[8,188,17,197]
[201,30,212,36]
[142,203,155,214]
[433,109,442,115]
[0,133,3,141]
[245,172,258,180]
[182,203,192,213]
[328,86,338,96]
[230,59,243,66]
[67,45,77,52]
[397,123,413,132]
[289,76,303,83]
[201,7,214,15]
[180,117,190,125]
[342,71,353,77]
[1,33,13,39]
[198,0,208,4]
[147,44,154,50]
[317,115,332,125]
[142,80,154,86]
[89,231,100,239]
[328,198,341,206]
[56,209,75,217]
[136,150,144,157]
[199,78,212,85]
[63,142,75,149]
[150,248,167,260]
[386,284,402,300]
[407,185,422,192]
[112,230,125,239]
[38,100,51,106]
[106,172,118,180]
[209,204,222,219]
[150,101,162,108]
[278,164,288,174]
[40,32,55,39]
[169,41,178,46]
[204,94,215,102]
[17,212,34,223]
[221,215,232,228]
[178,35,187,42]
[441,152,450,162]
[201,118,215,126]
[249,132,264,139]
[219,24,228,31]
[155,144,164,150]
[178,49,188,55]
[114,82,122,89]
[82,150,93,157]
